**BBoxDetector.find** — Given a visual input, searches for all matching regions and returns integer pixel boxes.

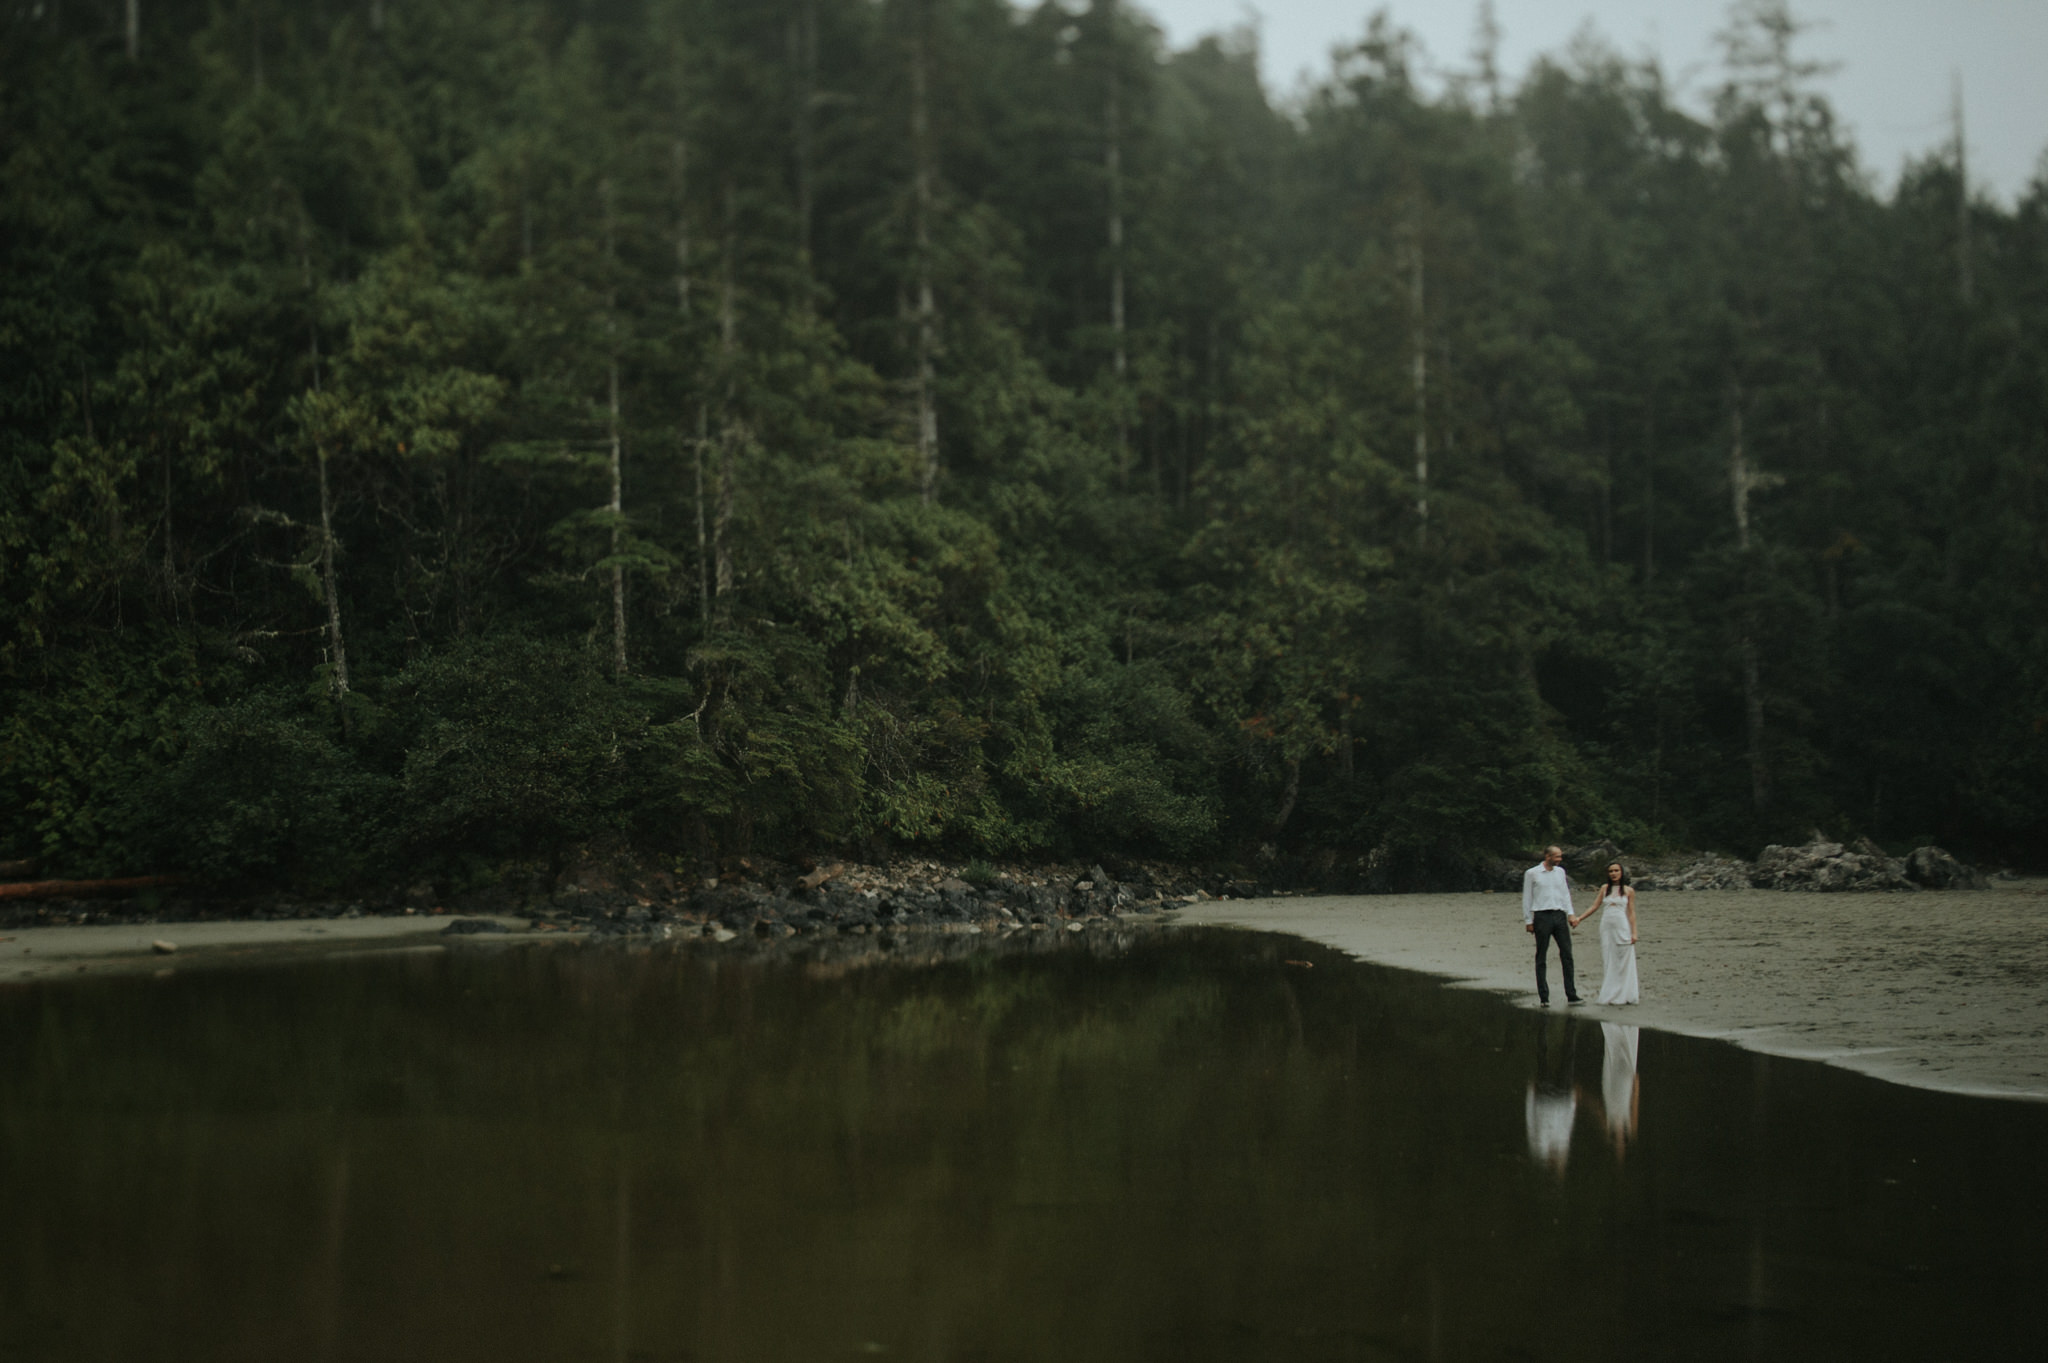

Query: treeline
[3,0,2044,889]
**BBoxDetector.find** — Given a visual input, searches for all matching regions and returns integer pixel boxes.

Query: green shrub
[138,692,388,887]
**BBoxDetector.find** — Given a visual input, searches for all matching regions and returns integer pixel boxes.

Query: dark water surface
[1,929,2041,1362]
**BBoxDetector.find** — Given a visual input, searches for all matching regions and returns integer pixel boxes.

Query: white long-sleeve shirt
[1522,862,1572,925]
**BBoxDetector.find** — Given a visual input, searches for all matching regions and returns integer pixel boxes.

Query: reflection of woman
[1600,1023,1640,1156]
[1571,861,1639,1005]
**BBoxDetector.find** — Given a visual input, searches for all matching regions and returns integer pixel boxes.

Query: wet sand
[11,887,2048,1101]
[1179,883,2048,1102]
[0,914,543,983]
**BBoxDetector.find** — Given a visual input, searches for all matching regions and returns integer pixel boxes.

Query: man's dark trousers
[1532,909,1579,1003]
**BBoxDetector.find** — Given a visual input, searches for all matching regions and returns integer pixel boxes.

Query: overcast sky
[1137,1,2048,203]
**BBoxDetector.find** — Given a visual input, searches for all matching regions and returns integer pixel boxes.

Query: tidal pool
[0,928,2040,1361]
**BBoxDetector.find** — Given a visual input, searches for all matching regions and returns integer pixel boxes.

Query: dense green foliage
[4,1,2044,887]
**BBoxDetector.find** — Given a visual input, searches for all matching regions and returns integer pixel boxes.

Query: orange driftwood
[0,875,182,902]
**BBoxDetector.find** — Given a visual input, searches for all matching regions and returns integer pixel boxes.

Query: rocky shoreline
[0,838,2011,936]
[0,856,1244,938]
[1627,837,1994,893]
[484,858,1223,943]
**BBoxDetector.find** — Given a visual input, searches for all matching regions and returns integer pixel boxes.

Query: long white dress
[1596,888,1639,1005]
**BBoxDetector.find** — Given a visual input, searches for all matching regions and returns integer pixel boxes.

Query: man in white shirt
[1522,845,1581,1005]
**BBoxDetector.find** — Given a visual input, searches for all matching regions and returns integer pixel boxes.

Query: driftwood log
[0,876,181,902]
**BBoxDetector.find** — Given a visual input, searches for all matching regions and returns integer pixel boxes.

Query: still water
[0,928,2040,1362]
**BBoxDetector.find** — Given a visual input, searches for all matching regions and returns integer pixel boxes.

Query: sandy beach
[0,914,542,984]
[1179,883,2048,1102]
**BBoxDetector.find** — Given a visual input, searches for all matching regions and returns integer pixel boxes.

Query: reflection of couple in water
[1524,1019,1642,1172]
[1520,847,1641,1007]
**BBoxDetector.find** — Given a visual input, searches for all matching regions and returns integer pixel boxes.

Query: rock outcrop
[1749,838,1913,892]
[1561,841,1624,881]
[1631,853,1754,892]
[1903,845,1989,891]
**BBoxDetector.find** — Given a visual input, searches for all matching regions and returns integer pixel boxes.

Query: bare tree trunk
[673,137,691,312]
[1104,16,1127,468]
[714,187,737,614]
[1740,635,1770,812]
[1596,406,1612,563]
[694,405,710,630]
[675,132,706,631]
[1410,241,1428,548]
[1470,0,1502,113]
[1728,386,1769,812]
[1641,401,1655,583]
[520,155,534,264]
[1270,757,1301,838]
[1953,71,1971,305]
[1728,387,1752,552]
[910,22,939,502]
[789,0,816,272]
[370,2,385,36]
[302,225,349,717]
[608,361,626,677]
[161,442,178,619]
[1106,69,1125,383]
[602,180,627,676]
[125,0,138,59]
[317,446,351,706]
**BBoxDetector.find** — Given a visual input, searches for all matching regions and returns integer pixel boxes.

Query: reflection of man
[1525,1015,1580,1174]
[1522,845,1581,1005]
[1524,1083,1576,1173]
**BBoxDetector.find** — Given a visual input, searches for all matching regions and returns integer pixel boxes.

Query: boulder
[1561,841,1624,881]
[1632,854,1753,892]
[1750,838,1913,892]
[1482,855,1533,893]
[1904,846,1988,891]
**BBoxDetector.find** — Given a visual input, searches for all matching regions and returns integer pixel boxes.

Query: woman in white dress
[1571,861,1639,1004]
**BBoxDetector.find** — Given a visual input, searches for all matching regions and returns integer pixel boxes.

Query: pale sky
[1138,1,2048,203]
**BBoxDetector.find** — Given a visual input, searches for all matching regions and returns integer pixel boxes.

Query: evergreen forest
[4,0,2045,891]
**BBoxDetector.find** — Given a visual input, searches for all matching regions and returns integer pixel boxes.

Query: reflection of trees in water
[3,930,2046,1360]
[0,930,1552,1356]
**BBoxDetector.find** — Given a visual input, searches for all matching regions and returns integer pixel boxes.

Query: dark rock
[442,918,510,934]
[1482,856,1532,893]
[1560,841,1623,881]
[1904,846,1988,891]
[1633,854,1753,891]
[1750,838,1913,892]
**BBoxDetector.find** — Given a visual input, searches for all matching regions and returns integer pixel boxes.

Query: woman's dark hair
[1604,861,1631,889]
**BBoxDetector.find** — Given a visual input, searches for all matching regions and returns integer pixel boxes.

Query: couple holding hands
[1519,845,1640,1006]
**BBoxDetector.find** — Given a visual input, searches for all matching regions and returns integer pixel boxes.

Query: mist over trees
[3,0,2043,889]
